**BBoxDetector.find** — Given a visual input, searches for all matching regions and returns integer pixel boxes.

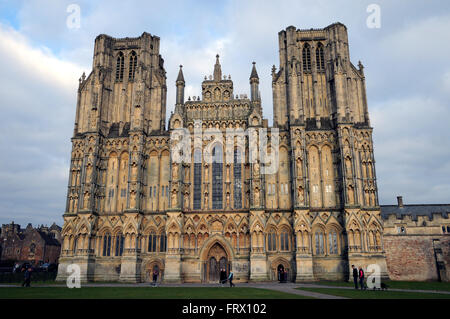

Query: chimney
[397,196,404,207]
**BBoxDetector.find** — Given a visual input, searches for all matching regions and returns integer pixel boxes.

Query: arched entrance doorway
[205,242,228,283]
[143,260,164,283]
[270,258,292,282]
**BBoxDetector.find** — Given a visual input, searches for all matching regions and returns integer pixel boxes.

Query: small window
[397,226,406,234]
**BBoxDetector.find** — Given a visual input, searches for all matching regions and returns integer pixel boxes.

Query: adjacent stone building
[0,222,61,265]
[56,22,395,283]
[381,196,450,282]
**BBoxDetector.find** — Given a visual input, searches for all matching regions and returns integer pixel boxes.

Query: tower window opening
[116,52,124,81]
[129,51,137,80]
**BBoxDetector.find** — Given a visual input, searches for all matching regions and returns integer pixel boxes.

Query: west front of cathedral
[56,23,389,283]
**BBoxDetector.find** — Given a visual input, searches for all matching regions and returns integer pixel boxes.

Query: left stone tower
[56,32,167,282]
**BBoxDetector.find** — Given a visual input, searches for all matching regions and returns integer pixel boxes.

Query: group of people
[352,265,366,290]
[219,268,235,287]
[278,269,289,283]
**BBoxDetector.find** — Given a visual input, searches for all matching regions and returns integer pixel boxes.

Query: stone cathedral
[56,23,389,283]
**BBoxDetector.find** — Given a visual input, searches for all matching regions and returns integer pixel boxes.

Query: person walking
[152,269,159,287]
[352,265,358,289]
[228,270,235,287]
[359,267,365,290]
[22,267,32,287]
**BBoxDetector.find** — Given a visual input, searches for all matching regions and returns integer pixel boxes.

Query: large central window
[212,144,223,209]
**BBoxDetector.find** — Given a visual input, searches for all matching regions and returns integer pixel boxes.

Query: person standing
[352,265,358,289]
[152,269,159,287]
[222,268,228,286]
[228,270,235,287]
[22,267,32,287]
[359,267,365,290]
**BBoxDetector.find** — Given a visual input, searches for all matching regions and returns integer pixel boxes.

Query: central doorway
[205,242,228,283]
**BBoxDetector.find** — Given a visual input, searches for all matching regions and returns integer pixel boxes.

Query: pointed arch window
[193,149,202,209]
[102,233,112,256]
[148,231,157,252]
[315,231,324,255]
[233,148,242,209]
[212,144,223,209]
[329,231,338,254]
[129,51,137,80]
[302,44,311,72]
[267,229,277,251]
[72,238,77,253]
[316,44,325,71]
[159,233,167,252]
[116,52,124,81]
[115,233,124,256]
[280,230,290,251]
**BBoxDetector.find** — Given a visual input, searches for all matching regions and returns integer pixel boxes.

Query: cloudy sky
[0,0,449,227]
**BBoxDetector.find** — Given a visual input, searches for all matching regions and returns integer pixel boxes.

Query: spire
[176,65,185,83]
[250,62,260,102]
[250,62,259,80]
[176,65,185,105]
[213,54,222,81]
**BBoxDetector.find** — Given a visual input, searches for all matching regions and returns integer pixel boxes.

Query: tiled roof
[381,204,450,219]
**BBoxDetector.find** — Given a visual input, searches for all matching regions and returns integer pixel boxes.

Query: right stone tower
[272,23,388,281]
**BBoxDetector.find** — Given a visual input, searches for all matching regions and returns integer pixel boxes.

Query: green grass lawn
[307,280,450,292]
[0,287,311,299]
[297,287,450,299]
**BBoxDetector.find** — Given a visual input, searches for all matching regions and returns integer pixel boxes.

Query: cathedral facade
[56,23,389,283]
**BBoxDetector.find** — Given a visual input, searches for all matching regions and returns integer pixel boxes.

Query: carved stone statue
[184,193,189,209]
[254,188,260,206]
[253,162,260,175]
[204,192,209,208]
[171,191,177,207]
[297,186,304,204]
[204,164,209,180]
[172,164,178,180]
[130,191,136,208]
[83,192,90,209]
[131,162,138,180]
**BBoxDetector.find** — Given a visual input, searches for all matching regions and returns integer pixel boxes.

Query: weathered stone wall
[384,235,450,281]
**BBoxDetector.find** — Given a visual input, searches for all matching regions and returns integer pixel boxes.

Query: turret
[176,65,185,105]
[250,62,259,102]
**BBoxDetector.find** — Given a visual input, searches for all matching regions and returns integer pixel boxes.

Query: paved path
[1,282,449,298]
